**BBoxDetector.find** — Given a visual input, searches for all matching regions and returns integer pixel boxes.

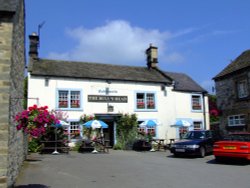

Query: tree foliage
[116,113,138,150]
[208,95,221,123]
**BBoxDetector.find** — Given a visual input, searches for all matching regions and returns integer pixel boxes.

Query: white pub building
[27,33,209,146]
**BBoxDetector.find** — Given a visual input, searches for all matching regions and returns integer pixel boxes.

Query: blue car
[170,130,220,158]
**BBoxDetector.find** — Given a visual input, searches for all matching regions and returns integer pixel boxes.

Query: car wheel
[199,146,206,158]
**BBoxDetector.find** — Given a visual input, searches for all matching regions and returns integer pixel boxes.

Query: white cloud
[48,20,171,66]
[162,52,185,64]
[171,27,198,38]
[47,21,236,67]
[184,29,237,44]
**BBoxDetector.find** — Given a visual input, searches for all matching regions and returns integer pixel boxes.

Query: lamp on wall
[45,77,49,87]
[161,85,165,91]
[161,84,167,96]
[108,105,114,112]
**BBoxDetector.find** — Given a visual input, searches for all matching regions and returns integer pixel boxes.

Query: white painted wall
[28,74,209,142]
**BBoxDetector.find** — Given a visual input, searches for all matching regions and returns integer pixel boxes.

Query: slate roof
[0,0,19,12]
[29,59,172,84]
[29,58,206,93]
[165,71,207,93]
[214,49,250,80]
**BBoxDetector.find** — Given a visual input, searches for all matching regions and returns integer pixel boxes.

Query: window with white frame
[228,115,245,126]
[193,121,202,130]
[137,127,156,137]
[137,121,156,137]
[138,127,145,134]
[147,127,156,137]
[237,79,248,99]
[191,95,202,111]
[58,90,81,109]
[69,122,81,140]
[136,92,156,110]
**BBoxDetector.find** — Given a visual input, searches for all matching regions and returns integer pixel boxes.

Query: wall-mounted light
[161,85,165,91]
[108,105,114,112]
[161,85,167,96]
[45,77,49,87]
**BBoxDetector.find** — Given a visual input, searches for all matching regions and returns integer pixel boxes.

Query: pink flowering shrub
[208,95,221,123]
[51,109,69,121]
[15,105,59,138]
[80,114,95,123]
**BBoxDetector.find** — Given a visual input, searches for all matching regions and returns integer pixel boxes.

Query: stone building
[0,0,26,187]
[214,50,250,134]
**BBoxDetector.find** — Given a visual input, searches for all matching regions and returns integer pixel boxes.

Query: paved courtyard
[15,150,250,188]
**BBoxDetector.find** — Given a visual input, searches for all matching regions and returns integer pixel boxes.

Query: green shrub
[116,114,138,150]
[72,141,82,151]
[28,139,41,153]
[113,142,123,150]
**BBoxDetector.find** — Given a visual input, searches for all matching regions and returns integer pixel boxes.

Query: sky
[25,0,250,94]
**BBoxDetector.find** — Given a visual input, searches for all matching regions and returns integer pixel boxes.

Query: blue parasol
[139,120,161,128]
[82,120,108,129]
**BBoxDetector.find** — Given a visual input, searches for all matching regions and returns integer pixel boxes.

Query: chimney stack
[29,32,39,59]
[146,44,158,69]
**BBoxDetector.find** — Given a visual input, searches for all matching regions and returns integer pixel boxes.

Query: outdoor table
[132,139,152,151]
[79,139,111,153]
[92,138,111,153]
[166,138,175,149]
[151,139,166,151]
[169,138,175,144]
[40,140,70,154]
[79,140,95,153]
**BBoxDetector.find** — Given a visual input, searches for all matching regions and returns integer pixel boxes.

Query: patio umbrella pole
[150,140,156,152]
[52,127,60,155]
[92,147,99,153]
[81,119,109,153]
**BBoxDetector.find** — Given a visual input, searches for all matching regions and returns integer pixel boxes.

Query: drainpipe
[202,92,207,130]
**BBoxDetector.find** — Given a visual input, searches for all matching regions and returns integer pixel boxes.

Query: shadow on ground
[166,154,200,159]
[25,159,42,162]
[15,184,49,188]
[206,158,250,166]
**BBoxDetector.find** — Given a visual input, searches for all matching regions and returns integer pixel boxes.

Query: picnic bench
[78,139,94,153]
[151,139,166,151]
[40,140,70,154]
[132,139,152,151]
[165,138,175,150]
[79,139,112,153]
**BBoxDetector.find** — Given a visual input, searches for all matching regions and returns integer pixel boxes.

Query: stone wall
[215,69,250,133]
[0,0,26,187]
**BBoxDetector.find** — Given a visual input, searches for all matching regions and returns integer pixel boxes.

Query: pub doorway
[95,114,121,147]
[103,121,114,147]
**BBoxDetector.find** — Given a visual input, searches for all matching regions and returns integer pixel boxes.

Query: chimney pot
[29,33,39,59]
[146,44,158,69]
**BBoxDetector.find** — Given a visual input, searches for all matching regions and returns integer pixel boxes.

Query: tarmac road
[15,150,250,188]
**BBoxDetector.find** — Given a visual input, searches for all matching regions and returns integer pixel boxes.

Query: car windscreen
[223,134,250,142]
[182,131,205,139]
